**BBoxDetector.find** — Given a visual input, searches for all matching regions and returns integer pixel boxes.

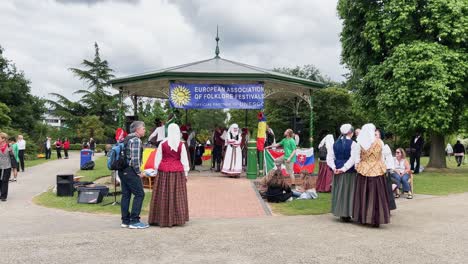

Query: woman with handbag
[0,132,14,201]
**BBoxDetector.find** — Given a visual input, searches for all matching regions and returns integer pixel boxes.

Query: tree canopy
[338,0,468,168]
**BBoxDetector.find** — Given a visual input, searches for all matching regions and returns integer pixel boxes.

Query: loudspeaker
[77,189,103,204]
[57,174,74,197]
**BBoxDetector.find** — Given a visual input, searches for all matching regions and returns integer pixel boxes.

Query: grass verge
[76,155,110,182]
[269,193,332,216]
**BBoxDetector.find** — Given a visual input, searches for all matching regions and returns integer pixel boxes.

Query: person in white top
[148,119,165,147]
[16,135,26,172]
[445,143,454,160]
[390,148,412,199]
[294,132,300,147]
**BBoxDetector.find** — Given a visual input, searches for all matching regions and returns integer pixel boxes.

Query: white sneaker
[120,223,129,228]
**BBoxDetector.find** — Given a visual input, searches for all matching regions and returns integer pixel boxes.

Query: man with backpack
[119,121,149,229]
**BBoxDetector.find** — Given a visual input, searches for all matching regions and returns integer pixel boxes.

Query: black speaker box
[77,189,103,204]
[57,174,74,197]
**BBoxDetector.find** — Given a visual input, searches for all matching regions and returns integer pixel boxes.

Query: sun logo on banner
[170,85,191,107]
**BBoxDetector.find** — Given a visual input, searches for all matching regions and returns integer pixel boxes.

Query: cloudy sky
[1,0,345,100]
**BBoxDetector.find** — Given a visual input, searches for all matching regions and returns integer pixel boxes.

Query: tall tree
[69,42,118,127]
[338,0,467,168]
[77,115,105,141]
[0,46,45,133]
[0,102,12,128]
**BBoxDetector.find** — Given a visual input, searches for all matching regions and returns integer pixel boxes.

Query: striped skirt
[331,172,357,218]
[316,161,333,192]
[148,171,189,227]
[353,174,390,225]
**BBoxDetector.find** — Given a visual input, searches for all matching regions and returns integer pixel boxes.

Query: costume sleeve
[154,141,163,172]
[326,144,336,170]
[341,141,360,172]
[180,144,190,176]
[383,144,394,170]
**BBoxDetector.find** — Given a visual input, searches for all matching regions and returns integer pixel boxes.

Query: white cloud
[0,0,345,101]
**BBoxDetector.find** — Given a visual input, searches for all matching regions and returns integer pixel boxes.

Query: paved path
[1,154,468,263]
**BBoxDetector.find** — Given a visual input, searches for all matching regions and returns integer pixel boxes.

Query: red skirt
[316,161,333,192]
[148,171,189,227]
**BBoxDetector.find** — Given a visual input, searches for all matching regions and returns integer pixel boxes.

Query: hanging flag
[140,148,157,171]
[257,112,267,151]
[202,146,212,161]
[264,149,288,176]
[293,148,315,174]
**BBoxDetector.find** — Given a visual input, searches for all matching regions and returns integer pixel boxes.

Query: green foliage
[0,45,46,133]
[338,0,468,167]
[273,64,337,86]
[77,115,105,141]
[0,102,12,128]
[368,41,467,135]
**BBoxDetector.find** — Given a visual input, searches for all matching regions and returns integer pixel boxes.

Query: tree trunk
[427,133,447,168]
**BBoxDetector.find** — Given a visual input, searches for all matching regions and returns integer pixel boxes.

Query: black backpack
[107,135,136,171]
[81,160,95,170]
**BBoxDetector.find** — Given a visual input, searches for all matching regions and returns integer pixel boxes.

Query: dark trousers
[455,156,463,166]
[410,154,421,174]
[213,145,223,164]
[64,149,69,159]
[0,168,11,200]
[189,146,195,170]
[119,167,145,225]
[56,148,62,159]
[18,150,25,171]
[45,148,51,159]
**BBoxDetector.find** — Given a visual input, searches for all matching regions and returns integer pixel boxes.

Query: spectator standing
[409,132,424,174]
[9,138,19,182]
[0,132,12,201]
[63,138,70,159]
[445,143,454,160]
[270,129,297,186]
[44,137,52,160]
[16,135,26,172]
[453,140,466,167]
[119,121,149,229]
[89,138,96,156]
[54,138,62,159]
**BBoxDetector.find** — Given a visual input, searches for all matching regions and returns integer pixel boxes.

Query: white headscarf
[167,123,181,152]
[340,124,353,135]
[319,134,334,148]
[227,124,240,140]
[357,123,376,151]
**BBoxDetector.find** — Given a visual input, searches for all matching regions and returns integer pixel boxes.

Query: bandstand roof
[109,33,325,106]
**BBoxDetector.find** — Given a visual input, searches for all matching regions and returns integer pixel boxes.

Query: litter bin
[80,149,93,168]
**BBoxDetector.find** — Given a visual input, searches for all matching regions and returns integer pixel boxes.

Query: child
[264,169,292,203]
[292,171,318,200]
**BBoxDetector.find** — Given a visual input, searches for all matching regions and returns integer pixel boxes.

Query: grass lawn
[75,155,111,182]
[24,151,82,167]
[270,156,468,216]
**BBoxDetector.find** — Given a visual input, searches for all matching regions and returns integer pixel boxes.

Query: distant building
[42,109,66,128]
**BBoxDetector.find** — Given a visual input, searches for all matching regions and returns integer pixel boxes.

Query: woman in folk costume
[353,123,391,227]
[316,134,334,192]
[221,124,243,177]
[149,124,190,227]
[327,124,359,222]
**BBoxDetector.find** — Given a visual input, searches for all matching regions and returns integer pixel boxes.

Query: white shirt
[153,139,190,176]
[326,137,361,172]
[294,134,300,146]
[46,140,51,149]
[17,139,26,150]
[414,136,420,143]
[148,125,165,142]
[383,144,394,170]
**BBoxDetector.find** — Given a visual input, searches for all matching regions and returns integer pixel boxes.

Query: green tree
[69,42,118,129]
[338,0,468,168]
[0,102,12,128]
[0,46,45,133]
[77,115,105,141]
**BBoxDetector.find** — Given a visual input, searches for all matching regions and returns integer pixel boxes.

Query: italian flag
[264,149,288,176]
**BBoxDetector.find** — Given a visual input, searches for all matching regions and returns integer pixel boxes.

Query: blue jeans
[292,190,302,198]
[391,172,411,192]
[119,167,145,225]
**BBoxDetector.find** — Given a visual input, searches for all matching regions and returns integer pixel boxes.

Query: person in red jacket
[63,138,70,159]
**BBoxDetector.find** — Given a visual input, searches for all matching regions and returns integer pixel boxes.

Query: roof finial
[215,25,220,58]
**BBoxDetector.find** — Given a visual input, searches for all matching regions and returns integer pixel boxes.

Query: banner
[140,148,157,171]
[293,148,315,174]
[169,83,264,109]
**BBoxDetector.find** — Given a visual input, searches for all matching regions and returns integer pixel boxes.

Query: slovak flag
[293,148,315,174]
